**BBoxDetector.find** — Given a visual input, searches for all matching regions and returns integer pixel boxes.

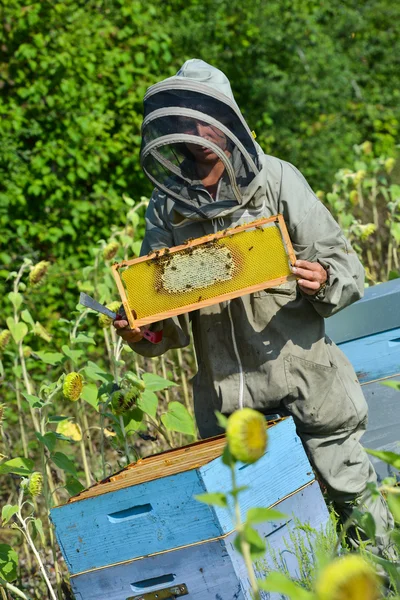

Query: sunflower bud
[353,170,366,186]
[63,372,83,402]
[384,157,395,174]
[111,387,141,415]
[361,141,373,155]
[0,330,11,353]
[23,345,32,358]
[98,301,121,328]
[315,555,381,600]
[29,261,51,286]
[226,408,267,464]
[103,241,119,261]
[28,472,43,497]
[349,190,359,206]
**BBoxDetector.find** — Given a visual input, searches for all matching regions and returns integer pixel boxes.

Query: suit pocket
[283,354,365,434]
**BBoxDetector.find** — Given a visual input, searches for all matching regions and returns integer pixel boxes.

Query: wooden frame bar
[112,215,296,329]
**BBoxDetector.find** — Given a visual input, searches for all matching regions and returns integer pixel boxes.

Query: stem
[75,403,92,487]
[119,415,131,464]
[176,349,194,417]
[16,493,57,600]
[14,362,29,458]
[0,581,29,600]
[230,464,260,600]
[71,308,90,341]
[160,356,170,405]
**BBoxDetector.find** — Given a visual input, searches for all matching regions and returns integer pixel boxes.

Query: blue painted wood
[337,326,400,383]
[227,481,329,599]
[51,469,222,574]
[51,418,313,575]
[361,375,400,483]
[326,278,400,344]
[70,480,329,600]
[200,418,314,533]
[71,538,245,600]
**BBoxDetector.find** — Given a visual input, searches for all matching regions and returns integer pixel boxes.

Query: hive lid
[63,418,283,505]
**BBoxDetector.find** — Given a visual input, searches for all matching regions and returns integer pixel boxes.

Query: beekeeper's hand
[291,260,328,296]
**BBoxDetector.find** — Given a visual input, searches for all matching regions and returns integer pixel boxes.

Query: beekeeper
[114,59,394,557]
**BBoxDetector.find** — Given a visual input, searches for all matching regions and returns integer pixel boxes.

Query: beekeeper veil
[140,59,261,219]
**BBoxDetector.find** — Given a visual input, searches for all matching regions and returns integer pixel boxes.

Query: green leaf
[6,318,28,343]
[75,333,96,345]
[161,402,196,436]
[47,415,70,423]
[222,444,237,467]
[83,364,113,383]
[35,432,57,453]
[62,345,83,363]
[0,544,18,582]
[0,457,34,476]
[22,393,44,409]
[259,572,314,598]
[8,292,23,311]
[81,383,99,410]
[51,452,78,476]
[244,525,266,558]
[233,525,266,560]
[381,380,400,392]
[32,518,45,546]
[21,309,35,327]
[142,372,177,391]
[65,477,85,497]
[387,494,400,523]
[1,505,19,526]
[194,492,228,508]
[123,408,144,434]
[365,448,400,470]
[137,390,158,419]
[215,411,228,429]
[246,507,287,525]
[35,351,64,365]
[359,511,376,541]
[229,486,249,498]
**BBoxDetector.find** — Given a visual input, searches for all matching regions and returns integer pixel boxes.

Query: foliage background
[0,1,399,597]
[1,0,399,322]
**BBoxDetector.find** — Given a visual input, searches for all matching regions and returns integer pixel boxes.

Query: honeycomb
[118,219,293,325]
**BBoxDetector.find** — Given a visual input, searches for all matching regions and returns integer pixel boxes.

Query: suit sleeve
[278,161,365,317]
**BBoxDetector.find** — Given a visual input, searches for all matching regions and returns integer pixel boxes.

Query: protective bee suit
[133,59,394,557]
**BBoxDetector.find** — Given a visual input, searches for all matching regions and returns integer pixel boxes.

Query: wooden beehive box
[51,418,329,600]
[326,278,400,482]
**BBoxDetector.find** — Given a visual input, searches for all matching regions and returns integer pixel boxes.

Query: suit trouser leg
[297,418,395,559]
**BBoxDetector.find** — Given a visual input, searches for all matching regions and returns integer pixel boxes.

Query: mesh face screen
[114,217,295,326]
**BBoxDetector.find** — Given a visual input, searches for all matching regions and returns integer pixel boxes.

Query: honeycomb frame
[112,214,296,330]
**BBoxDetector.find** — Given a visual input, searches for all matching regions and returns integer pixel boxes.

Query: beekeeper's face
[178,118,230,164]
[140,82,260,206]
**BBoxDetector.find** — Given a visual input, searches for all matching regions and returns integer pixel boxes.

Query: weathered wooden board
[337,326,400,383]
[326,278,400,344]
[70,481,328,600]
[360,375,400,482]
[51,469,221,574]
[51,418,313,575]
[199,418,313,533]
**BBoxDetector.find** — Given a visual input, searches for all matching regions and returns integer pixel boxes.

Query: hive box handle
[107,503,153,523]
[127,582,188,600]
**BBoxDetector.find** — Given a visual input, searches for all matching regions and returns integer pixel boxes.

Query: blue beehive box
[51,418,329,600]
[326,278,400,481]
